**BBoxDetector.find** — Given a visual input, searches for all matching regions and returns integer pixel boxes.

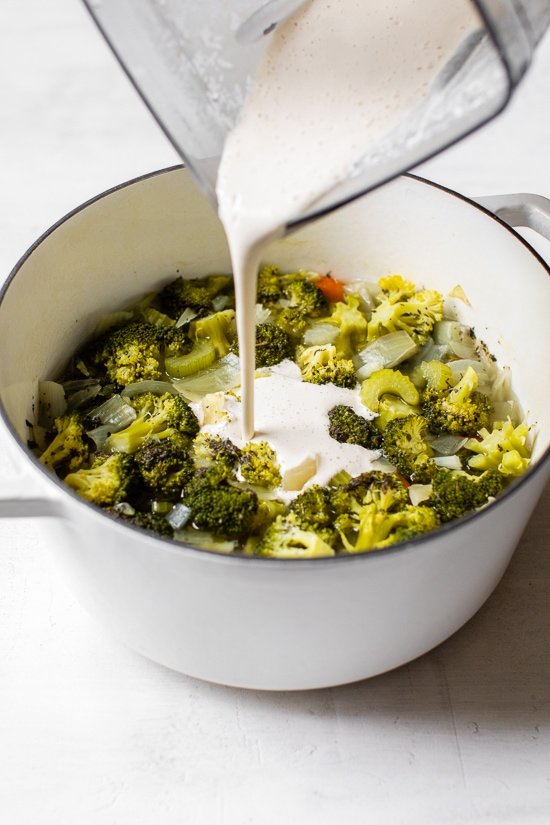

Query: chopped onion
[492,399,520,425]
[408,484,433,506]
[433,320,476,358]
[282,455,318,491]
[448,284,470,304]
[429,434,468,456]
[406,338,448,369]
[175,307,199,328]
[303,322,340,347]
[447,358,492,389]
[255,304,272,325]
[356,331,418,380]
[86,423,117,450]
[173,355,241,399]
[38,381,67,426]
[121,380,180,398]
[490,365,513,402]
[369,457,396,473]
[66,384,102,410]
[89,394,136,428]
[433,455,462,470]
[166,503,192,530]
[111,501,136,517]
[213,294,230,312]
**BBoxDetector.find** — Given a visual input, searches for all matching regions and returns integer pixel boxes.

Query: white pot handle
[475,193,550,242]
[0,420,62,519]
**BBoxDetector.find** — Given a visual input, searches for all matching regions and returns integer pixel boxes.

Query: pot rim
[1,165,549,567]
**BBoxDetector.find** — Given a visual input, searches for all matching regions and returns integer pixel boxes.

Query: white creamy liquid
[216,0,479,440]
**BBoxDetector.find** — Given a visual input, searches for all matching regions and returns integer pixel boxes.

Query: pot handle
[0,422,62,519]
[475,193,550,242]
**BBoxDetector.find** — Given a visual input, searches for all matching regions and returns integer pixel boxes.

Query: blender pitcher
[81,0,550,229]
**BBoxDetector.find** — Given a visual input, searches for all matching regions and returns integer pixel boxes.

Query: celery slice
[165,340,216,378]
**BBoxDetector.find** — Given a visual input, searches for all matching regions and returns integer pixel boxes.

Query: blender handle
[475,193,550,242]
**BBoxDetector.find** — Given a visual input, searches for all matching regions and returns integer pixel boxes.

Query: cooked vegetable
[64,452,138,506]
[298,344,356,388]
[327,404,382,450]
[36,265,532,558]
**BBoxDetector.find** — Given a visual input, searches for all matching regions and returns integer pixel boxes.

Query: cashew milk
[216,0,479,439]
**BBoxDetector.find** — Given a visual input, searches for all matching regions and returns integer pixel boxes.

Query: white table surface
[1,2,550,823]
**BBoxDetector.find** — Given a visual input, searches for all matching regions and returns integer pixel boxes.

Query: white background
[1,1,549,823]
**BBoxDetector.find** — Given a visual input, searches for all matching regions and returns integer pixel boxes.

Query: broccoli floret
[192,309,236,358]
[283,277,328,317]
[39,413,90,474]
[192,432,241,476]
[274,306,310,339]
[337,498,439,553]
[328,404,382,450]
[88,321,166,386]
[106,392,199,453]
[427,468,505,522]
[255,514,335,558]
[240,441,282,489]
[465,418,531,477]
[298,344,356,389]
[64,452,138,505]
[156,276,215,319]
[325,294,368,356]
[287,484,337,544]
[250,497,287,534]
[257,264,283,305]
[382,415,436,482]
[368,282,443,345]
[135,434,194,498]
[184,468,258,539]
[345,470,410,511]
[422,365,492,436]
[230,322,293,367]
[162,325,193,358]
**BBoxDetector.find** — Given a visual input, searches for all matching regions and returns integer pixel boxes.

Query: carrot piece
[315,274,345,303]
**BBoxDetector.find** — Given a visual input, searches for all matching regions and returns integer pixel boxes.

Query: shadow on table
[199,481,550,732]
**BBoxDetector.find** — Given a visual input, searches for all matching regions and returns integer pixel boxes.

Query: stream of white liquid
[216,0,479,440]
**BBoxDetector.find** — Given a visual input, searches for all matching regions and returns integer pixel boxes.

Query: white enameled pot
[1,168,549,690]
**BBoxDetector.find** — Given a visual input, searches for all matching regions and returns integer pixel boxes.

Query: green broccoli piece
[283,277,328,317]
[427,468,505,522]
[39,413,90,474]
[64,452,138,505]
[465,418,531,477]
[327,405,382,450]
[298,344,356,389]
[240,441,282,489]
[382,415,436,482]
[156,276,215,319]
[257,264,283,305]
[250,497,287,535]
[184,468,258,539]
[274,307,310,340]
[106,392,199,453]
[337,498,439,554]
[230,322,293,368]
[135,433,195,498]
[325,294,368,356]
[162,325,193,358]
[422,365,492,436]
[254,514,335,558]
[368,282,443,345]
[192,432,241,476]
[192,309,236,358]
[345,470,410,511]
[287,484,337,544]
[86,321,166,386]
